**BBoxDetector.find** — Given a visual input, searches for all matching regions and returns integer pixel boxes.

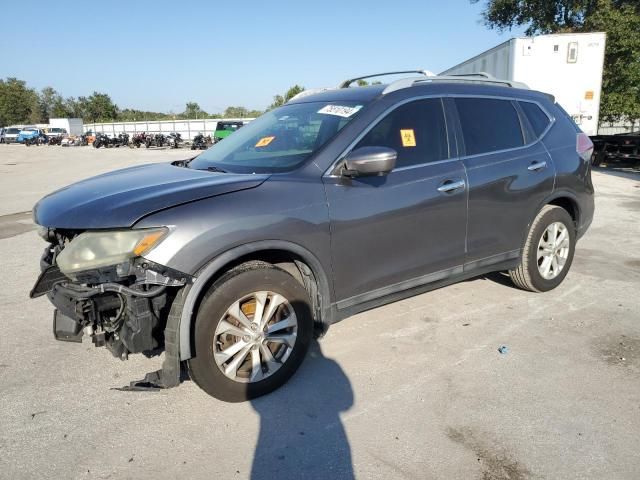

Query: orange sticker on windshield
[400,129,416,147]
[255,136,275,147]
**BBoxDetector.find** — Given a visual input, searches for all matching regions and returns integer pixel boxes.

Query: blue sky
[0,0,524,113]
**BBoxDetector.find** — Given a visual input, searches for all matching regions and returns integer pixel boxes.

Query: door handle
[528,161,547,171]
[437,179,466,193]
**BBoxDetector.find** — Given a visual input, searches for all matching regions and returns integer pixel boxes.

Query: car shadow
[249,340,354,480]
[462,271,518,289]
[480,271,518,288]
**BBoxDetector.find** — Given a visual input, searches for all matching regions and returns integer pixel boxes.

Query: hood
[34,162,269,229]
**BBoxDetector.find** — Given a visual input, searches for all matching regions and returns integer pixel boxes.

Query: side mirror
[342,146,397,177]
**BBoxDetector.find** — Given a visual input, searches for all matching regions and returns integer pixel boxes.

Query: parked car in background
[30,70,594,402]
[213,121,244,143]
[17,127,48,145]
[3,127,22,143]
[45,127,68,140]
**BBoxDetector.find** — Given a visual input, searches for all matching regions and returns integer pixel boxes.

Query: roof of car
[287,81,551,105]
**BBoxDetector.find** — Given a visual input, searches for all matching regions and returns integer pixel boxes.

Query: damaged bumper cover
[30,245,193,389]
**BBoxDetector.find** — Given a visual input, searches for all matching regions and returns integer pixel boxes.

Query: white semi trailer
[441,32,606,136]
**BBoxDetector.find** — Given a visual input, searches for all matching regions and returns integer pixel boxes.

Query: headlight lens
[56,228,168,277]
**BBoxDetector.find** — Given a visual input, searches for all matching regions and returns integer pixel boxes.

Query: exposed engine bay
[31,228,190,361]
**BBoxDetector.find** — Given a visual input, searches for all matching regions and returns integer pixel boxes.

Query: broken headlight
[56,228,168,278]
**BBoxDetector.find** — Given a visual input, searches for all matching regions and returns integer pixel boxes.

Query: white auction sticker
[317,105,362,118]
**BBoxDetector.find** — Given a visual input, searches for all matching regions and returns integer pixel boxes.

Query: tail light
[577,133,594,162]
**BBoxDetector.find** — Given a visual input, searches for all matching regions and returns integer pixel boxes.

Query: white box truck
[441,32,606,136]
[49,118,84,136]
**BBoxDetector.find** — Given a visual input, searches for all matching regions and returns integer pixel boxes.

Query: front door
[323,98,468,309]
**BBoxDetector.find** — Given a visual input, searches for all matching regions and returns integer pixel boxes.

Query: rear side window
[455,98,524,156]
[519,101,551,138]
[356,98,449,168]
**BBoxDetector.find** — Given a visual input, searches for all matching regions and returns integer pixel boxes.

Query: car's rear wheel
[509,205,576,292]
[188,262,313,402]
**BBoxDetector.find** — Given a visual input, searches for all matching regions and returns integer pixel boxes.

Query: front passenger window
[355,98,449,168]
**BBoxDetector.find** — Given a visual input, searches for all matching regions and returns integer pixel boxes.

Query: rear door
[324,98,468,308]
[452,96,554,270]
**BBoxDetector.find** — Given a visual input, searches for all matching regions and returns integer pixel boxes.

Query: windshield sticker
[400,129,416,147]
[317,105,362,118]
[255,136,275,147]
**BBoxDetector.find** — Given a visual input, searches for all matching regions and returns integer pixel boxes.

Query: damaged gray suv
[31,71,595,401]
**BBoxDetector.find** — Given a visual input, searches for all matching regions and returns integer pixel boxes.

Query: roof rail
[287,71,531,105]
[338,70,436,89]
[382,71,529,94]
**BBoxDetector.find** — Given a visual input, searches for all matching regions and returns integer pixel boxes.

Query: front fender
[176,240,334,360]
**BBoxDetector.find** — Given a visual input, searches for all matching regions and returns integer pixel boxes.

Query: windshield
[7,128,20,134]
[189,101,364,173]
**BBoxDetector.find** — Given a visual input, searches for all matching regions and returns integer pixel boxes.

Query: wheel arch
[517,191,581,260]
[545,193,580,228]
[178,240,334,360]
[529,191,581,232]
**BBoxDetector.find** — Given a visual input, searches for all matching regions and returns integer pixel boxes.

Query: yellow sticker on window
[400,129,416,147]
[585,90,594,100]
[255,136,275,147]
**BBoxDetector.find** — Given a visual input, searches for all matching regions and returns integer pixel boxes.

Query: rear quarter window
[519,101,551,138]
[455,98,524,156]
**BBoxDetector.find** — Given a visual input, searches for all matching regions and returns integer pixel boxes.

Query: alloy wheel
[537,222,570,280]
[213,291,298,383]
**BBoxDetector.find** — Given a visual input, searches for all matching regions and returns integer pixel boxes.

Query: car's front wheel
[188,262,313,402]
[510,205,576,292]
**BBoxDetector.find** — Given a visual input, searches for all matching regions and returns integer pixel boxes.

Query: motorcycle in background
[166,132,182,149]
[47,135,63,146]
[145,133,166,148]
[130,132,146,148]
[25,133,49,146]
[190,133,211,150]
[92,133,111,148]
[113,133,129,147]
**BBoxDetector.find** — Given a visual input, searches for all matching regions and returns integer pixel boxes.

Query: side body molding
[177,240,333,360]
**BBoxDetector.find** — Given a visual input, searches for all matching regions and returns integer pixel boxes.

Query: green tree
[117,108,172,121]
[182,101,207,119]
[269,94,285,109]
[83,92,118,122]
[268,84,305,110]
[223,106,249,118]
[472,0,640,122]
[0,77,39,126]
[39,87,69,120]
[64,96,87,119]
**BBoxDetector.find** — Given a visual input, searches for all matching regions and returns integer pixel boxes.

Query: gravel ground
[0,145,639,479]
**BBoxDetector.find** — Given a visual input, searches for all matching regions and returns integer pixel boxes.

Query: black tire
[188,262,313,402]
[509,205,576,292]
